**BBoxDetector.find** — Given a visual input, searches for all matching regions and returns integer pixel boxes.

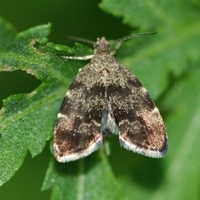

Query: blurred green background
[0,0,131,199]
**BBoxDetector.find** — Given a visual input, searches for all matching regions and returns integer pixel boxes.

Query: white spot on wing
[152,107,159,114]
[140,86,147,93]
[57,113,67,119]
[65,91,71,97]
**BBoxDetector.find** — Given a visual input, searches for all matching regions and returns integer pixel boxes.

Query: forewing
[109,64,168,158]
[53,69,103,162]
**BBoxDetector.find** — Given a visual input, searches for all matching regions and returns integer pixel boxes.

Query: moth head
[94,37,111,54]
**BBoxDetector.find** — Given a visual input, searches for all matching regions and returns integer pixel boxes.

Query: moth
[53,33,168,162]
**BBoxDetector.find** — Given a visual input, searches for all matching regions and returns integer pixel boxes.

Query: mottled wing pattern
[53,66,104,162]
[107,63,168,158]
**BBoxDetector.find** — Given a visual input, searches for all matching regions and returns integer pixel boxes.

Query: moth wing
[54,78,103,162]
[110,65,168,158]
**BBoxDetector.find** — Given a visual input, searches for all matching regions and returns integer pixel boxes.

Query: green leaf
[153,66,200,200]
[0,17,81,186]
[42,151,127,200]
